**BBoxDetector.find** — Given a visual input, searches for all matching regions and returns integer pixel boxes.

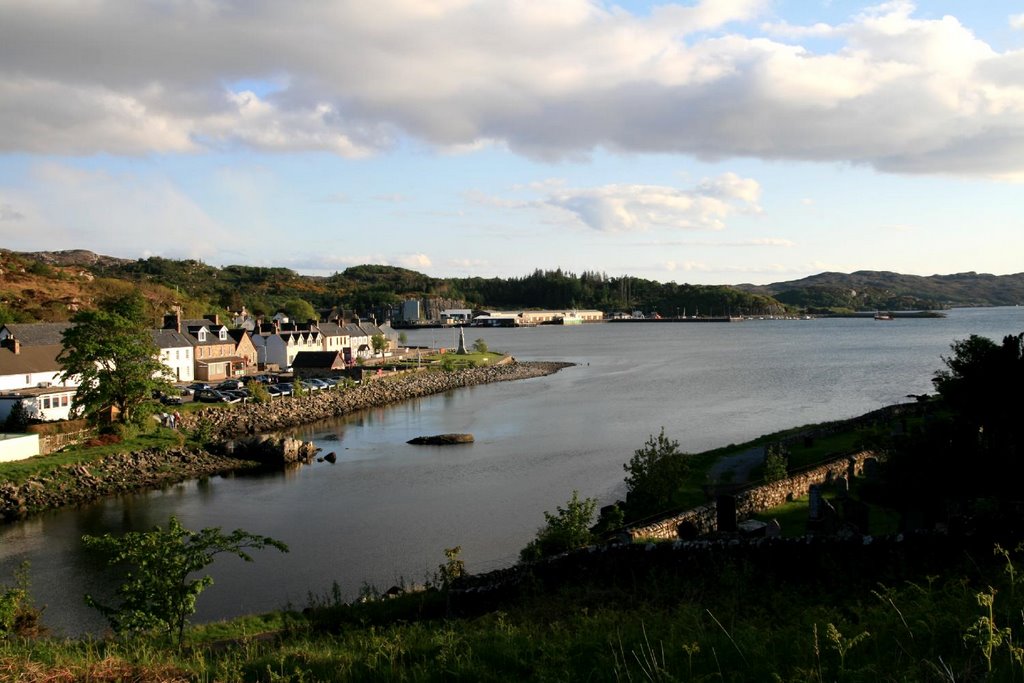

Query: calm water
[2,308,1022,634]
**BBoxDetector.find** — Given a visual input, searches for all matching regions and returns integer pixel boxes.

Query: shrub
[83,516,288,645]
[0,562,43,638]
[520,490,597,562]
[623,428,692,519]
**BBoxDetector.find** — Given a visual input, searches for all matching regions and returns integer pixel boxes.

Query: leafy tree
[83,516,288,645]
[58,291,173,426]
[371,334,386,364]
[472,338,488,354]
[623,428,692,519]
[281,298,316,323]
[398,331,408,346]
[519,490,597,562]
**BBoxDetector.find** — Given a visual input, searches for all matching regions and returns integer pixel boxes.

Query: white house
[316,321,350,355]
[252,325,324,369]
[151,328,194,383]
[0,336,79,422]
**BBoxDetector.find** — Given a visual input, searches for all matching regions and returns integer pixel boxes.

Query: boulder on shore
[407,433,475,445]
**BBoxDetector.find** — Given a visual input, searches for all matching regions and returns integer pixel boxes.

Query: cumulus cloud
[540,173,761,232]
[397,253,433,269]
[1,2,1023,176]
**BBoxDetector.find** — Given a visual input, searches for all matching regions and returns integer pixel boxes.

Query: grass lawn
[0,429,184,485]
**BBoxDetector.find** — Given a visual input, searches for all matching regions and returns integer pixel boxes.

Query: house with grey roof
[150,328,194,383]
[0,338,79,422]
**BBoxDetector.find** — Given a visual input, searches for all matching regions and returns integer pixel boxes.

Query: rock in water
[407,433,475,445]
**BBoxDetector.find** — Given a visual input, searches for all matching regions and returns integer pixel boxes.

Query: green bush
[520,490,597,562]
[623,428,692,519]
[0,562,42,638]
[83,516,288,645]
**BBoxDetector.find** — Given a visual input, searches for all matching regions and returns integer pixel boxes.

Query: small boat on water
[874,311,893,320]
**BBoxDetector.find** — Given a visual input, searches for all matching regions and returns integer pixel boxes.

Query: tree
[519,490,597,562]
[623,428,692,519]
[281,298,316,322]
[371,334,386,365]
[83,516,288,645]
[472,338,488,354]
[58,291,173,426]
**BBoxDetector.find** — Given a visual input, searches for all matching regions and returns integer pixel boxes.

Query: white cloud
[397,253,433,269]
[1011,14,1024,30]
[540,173,762,232]
[0,2,1023,176]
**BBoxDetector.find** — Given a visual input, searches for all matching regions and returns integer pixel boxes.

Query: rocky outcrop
[220,435,321,465]
[407,433,474,445]
[179,361,573,440]
[0,449,255,522]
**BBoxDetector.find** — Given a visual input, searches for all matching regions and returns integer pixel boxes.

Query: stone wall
[179,360,570,440]
[0,448,252,521]
[628,451,879,541]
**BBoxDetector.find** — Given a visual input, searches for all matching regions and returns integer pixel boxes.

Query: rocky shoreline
[0,448,254,522]
[179,360,574,440]
[0,360,573,522]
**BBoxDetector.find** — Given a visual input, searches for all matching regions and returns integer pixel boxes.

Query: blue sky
[1,1,1022,284]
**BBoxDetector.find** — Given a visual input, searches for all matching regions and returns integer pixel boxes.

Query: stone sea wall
[179,360,573,440]
[0,448,251,521]
[627,451,879,540]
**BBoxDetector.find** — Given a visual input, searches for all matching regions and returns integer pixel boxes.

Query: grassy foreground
[2,537,1022,681]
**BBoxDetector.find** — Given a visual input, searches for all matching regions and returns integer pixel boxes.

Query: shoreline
[178,359,574,440]
[0,360,573,522]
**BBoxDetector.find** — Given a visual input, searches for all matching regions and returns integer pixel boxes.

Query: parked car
[305,378,330,390]
[159,393,183,405]
[272,383,293,396]
[196,389,240,404]
[216,379,243,391]
[184,383,211,395]
[266,385,284,397]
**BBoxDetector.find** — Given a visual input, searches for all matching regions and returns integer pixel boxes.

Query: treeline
[96,259,785,319]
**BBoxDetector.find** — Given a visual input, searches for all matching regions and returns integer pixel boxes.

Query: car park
[306,378,330,390]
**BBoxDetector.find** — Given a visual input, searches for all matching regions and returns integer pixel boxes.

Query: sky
[0,1,1022,285]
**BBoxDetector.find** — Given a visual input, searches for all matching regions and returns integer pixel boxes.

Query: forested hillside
[737,270,1024,311]
[3,250,1020,325]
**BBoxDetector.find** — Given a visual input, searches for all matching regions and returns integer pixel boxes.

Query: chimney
[162,310,182,333]
[1,337,20,354]
[205,313,220,326]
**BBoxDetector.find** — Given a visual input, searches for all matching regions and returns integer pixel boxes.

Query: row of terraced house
[0,312,398,424]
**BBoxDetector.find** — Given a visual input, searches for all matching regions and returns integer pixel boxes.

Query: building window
[61,395,69,407]
[176,349,180,360]
[42,397,51,409]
